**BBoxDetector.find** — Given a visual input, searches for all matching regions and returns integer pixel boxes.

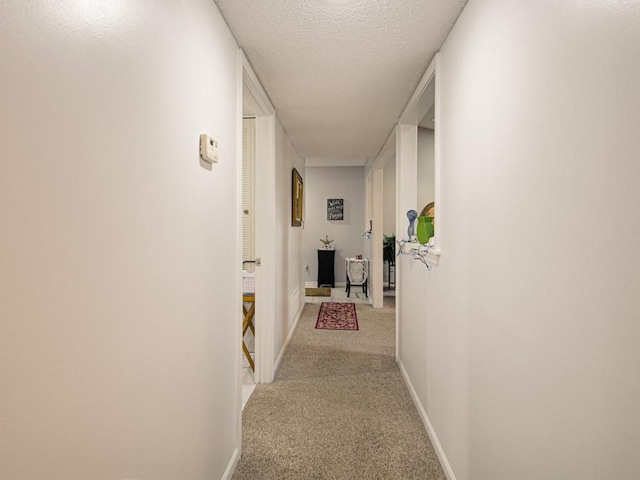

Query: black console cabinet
[317,249,335,288]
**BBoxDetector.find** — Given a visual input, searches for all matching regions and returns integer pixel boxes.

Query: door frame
[239,50,277,386]
[236,49,277,451]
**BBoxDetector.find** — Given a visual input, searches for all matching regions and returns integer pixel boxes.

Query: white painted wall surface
[275,118,305,368]
[383,156,397,236]
[417,127,435,214]
[370,167,385,308]
[304,167,365,285]
[382,157,396,286]
[364,168,374,285]
[0,1,241,478]
[398,1,640,479]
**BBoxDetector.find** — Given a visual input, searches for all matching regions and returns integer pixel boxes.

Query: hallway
[3,2,640,479]
[233,298,445,480]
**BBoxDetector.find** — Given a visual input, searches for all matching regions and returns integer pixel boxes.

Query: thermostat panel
[199,134,219,163]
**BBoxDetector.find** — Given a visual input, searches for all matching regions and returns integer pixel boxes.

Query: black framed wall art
[327,198,344,221]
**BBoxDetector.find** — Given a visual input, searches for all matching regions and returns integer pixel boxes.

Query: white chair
[346,258,369,298]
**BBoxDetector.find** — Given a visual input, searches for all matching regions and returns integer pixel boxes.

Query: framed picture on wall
[292,168,304,227]
[327,198,344,220]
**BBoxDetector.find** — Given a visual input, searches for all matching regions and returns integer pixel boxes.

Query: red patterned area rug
[315,302,359,331]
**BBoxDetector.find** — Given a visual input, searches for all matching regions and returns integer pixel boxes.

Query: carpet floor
[232,297,446,480]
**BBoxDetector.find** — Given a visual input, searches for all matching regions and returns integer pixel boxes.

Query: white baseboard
[290,285,302,326]
[305,281,347,288]
[397,358,457,480]
[273,300,303,378]
[221,447,240,480]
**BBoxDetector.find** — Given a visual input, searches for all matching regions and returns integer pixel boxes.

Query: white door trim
[240,51,277,386]
[254,113,276,384]
[234,49,244,458]
[398,54,442,255]
[367,127,397,311]
[370,54,440,358]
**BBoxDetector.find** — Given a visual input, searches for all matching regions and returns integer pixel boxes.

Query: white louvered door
[242,118,256,271]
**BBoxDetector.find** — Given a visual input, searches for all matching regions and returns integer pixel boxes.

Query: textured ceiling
[214,0,467,158]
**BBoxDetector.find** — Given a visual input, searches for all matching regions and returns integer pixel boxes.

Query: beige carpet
[305,287,332,297]
[232,297,446,480]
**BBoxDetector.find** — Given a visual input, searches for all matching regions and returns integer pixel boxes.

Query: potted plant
[383,234,396,264]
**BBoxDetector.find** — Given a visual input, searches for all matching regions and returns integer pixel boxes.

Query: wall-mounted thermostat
[199,134,219,163]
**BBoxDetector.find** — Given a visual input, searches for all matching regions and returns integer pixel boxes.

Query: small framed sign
[327,198,344,221]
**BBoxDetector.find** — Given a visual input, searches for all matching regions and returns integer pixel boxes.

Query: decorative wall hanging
[420,201,435,218]
[291,168,304,227]
[320,235,335,250]
[327,198,344,220]
[406,209,418,241]
[363,220,373,239]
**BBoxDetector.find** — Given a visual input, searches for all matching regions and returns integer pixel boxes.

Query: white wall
[383,156,397,236]
[304,167,366,285]
[275,118,305,367]
[417,127,435,214]
[364,167,374,286]
[398,1,640,479]
[382,157,396,286]
[0,1,241,478]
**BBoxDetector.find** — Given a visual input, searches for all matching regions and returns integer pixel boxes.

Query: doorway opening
[241,116,257,408]
[382,156,396,299]
[238,50,278,423]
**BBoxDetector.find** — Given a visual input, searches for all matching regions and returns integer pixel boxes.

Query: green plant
[383,234,396,264]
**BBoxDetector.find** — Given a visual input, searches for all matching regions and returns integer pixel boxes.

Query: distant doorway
[241,116,257,404]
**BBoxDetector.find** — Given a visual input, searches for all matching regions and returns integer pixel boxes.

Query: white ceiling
[215,0,467,159]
